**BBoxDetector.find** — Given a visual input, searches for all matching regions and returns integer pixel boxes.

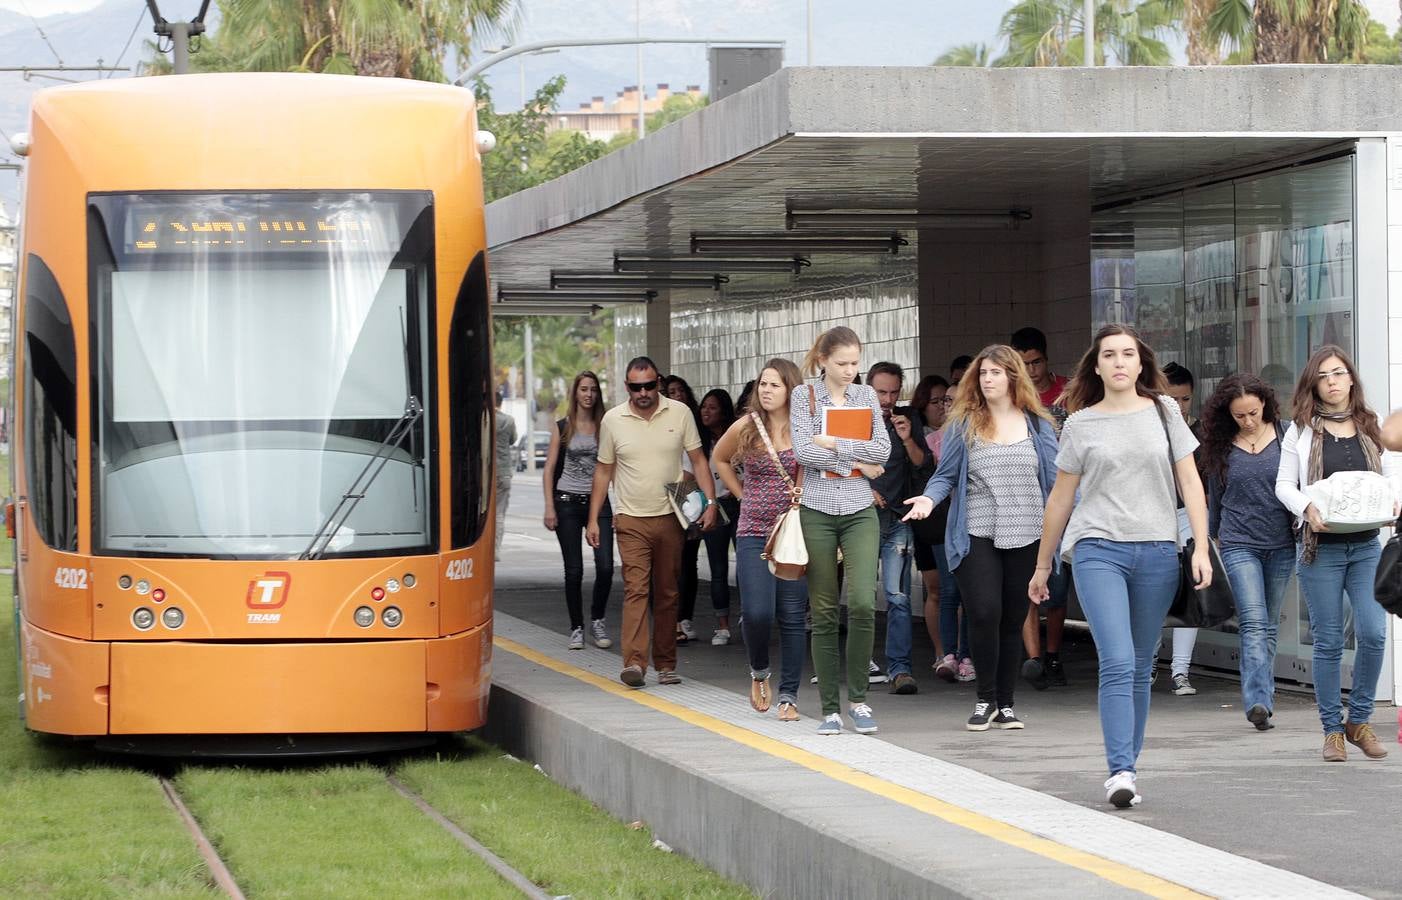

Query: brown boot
[1345,722,1389,759]
[1322,732,1347,762]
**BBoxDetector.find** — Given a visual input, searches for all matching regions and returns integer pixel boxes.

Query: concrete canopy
[484,65,1398,305]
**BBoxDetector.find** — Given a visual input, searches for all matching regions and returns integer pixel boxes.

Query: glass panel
[22,254,78,551]
[1235,158,1355,405]
[1183,184,1238,405]
[89,191,435,559]
[449,252,491,549]
[1092,196,1184,356]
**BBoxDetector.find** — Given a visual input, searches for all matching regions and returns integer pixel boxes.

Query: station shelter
[483,65,1402,702]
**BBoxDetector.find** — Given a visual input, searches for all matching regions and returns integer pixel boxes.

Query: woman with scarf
[1275,345,1399,762]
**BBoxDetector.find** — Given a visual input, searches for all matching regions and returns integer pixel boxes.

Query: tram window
[449,251,491,549]
[88,191,436,559]
[22,254,79,552]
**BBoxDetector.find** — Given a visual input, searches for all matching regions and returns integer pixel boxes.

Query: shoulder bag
[1154,402,1236,629]
[753,410,808,580]
[1376,519,1402,617]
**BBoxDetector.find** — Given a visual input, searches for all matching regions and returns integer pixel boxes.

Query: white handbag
[1305,470,1397,533]
[752,412,808,580]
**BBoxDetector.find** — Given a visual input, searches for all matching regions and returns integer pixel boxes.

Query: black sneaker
[991,707,1024,730]
[1021,657,1051,691]
[1046,657,1068,687]
[1247,704,1275,731]
[966,700,995,732]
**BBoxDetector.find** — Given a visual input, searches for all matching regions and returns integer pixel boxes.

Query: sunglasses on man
[626,379,659,393]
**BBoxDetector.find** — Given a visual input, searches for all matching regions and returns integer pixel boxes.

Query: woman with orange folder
[790,326,891,737]
[903,345,1059,733]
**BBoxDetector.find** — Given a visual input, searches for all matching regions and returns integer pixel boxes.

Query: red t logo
[246,572,291,609]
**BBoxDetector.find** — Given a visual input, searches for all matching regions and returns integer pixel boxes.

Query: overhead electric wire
[17,0,64,66]
[107,5,150,78]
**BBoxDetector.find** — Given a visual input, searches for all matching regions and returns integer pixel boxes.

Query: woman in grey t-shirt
[1029,325,1211,811]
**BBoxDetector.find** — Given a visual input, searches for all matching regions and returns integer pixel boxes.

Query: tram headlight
[118,575,133,590]
[381,606,403,628]
[370,586,386,601]
[402,573,416,589]
[135,579,151,595]
[386,578,400,593]
[353,606,375,627]
[132,607,155,630]
[162,607,184,629]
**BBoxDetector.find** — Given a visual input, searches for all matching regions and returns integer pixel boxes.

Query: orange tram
[10,74,496,754]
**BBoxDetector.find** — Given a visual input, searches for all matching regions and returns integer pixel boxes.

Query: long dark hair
[698,388,735,456]
[1199,373,1280,480]
[1062,324,1168,414]
[1290,344,1383,447]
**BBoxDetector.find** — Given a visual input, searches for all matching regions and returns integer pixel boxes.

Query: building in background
[550,83,703,141]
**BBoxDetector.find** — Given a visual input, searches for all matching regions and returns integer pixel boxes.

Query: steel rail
[159,776,246,900]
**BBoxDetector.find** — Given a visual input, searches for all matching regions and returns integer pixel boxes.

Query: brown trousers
[614,513,684,673]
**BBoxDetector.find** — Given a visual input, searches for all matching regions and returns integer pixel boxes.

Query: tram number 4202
[445,559,474,581]
[54,567,89,590]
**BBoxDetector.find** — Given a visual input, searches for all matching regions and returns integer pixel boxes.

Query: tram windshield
[89,191,435,558]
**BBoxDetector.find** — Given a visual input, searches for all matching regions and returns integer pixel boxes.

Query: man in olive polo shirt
[587,357,718,688]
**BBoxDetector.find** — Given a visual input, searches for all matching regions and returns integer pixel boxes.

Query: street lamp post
[1084,0,1095,66]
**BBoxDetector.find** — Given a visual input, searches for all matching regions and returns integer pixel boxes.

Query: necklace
[1236,431,1268,453]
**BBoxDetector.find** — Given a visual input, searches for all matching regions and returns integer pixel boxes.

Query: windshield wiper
[299,395,424,560]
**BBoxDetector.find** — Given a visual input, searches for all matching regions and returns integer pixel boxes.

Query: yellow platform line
[495,635,1206,900]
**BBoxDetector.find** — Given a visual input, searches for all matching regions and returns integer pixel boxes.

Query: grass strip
[397,737,756,900]
[0,575,219,897]
[174,763,522,900]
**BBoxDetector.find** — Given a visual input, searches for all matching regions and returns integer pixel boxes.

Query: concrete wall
[917,215,1092,379]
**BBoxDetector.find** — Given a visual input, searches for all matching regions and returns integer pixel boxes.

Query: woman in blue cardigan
[905,344,1059,731]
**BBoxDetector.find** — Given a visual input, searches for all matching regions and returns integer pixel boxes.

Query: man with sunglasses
[588,357,719,688]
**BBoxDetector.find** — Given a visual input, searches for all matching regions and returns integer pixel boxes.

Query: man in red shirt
[1010,327,1068,690]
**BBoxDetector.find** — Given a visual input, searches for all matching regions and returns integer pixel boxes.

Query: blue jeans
[1295,540,1387,734]
[1072,538,1179,776]
[736,536,809,704]
[1220,545,1293,717]
[934,543,969,658]
[879,511,914,677]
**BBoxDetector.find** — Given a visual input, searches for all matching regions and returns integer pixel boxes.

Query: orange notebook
[821,407,873,478]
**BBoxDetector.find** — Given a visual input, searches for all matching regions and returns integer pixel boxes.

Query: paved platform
[490,471,1402,898]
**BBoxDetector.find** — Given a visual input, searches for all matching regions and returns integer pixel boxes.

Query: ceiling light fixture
[497,288,658,305]
[786,208,1032,231]
[690,232,907,255]
[613,253,810,275]
[551,271,727,291]
[492,303,607,317]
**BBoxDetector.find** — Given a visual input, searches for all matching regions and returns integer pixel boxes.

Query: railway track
[156,768,556,900]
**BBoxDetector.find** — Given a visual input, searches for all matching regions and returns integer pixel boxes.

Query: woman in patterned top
[790,326,891,736]
[714,358,808,719]
[904,345,1059,732]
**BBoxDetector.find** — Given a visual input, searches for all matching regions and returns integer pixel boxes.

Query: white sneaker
[711,628,731,646]
[678,619,696,642]
[568,627,584,650]
[1171,673,1197,696]
[1104,771,1141,809]
[590,619,613,649]
[867,659,888,684]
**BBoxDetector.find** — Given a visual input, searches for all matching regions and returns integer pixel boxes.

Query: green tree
[932,43,993,66]
[1170,0,1371,63]
[993,0,1175,67]
[158,0,517,80]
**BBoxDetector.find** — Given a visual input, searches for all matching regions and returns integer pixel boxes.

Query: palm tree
[994,0,1175,67]
[176,0,518,81]
[1173,0,1370,63]
[932,43,992,66]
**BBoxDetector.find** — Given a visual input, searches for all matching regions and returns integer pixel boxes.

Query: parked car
[533,430,551,469]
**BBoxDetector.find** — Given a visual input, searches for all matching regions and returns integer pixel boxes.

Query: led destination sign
[107,193,408,256]
[130,213,379,252]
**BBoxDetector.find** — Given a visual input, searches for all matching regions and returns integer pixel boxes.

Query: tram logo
[246,572,292,610]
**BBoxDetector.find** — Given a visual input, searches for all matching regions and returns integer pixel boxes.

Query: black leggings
[953,537,1036,706]
[679,496,738,621]
[554,493,614,628]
